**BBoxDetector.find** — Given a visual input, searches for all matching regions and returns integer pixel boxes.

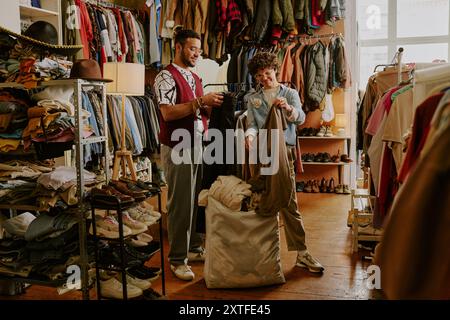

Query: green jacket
[272,0,295,32]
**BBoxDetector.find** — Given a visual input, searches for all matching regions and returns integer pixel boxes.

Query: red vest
[158,64,205,148]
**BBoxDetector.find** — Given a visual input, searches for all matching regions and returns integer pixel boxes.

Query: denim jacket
[245,84,305,146]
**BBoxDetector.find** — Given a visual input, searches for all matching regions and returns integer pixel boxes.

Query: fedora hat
[0,21,83,56]
[69,59,113,82]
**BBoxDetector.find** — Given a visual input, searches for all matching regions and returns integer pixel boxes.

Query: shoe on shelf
[335,184,344,194]
[316,125,326,137]
[128,265,160,282]
[139,202,162,219]
[311,180,320,193]
[342,184,351,194]
[324,125,334,137]
[296,251,325,273]
[319,178,328,193]
[100,277,143,299]
[128,208,158,226]
[142,288,167,300]
[321,152,332,163]
[170,264,195,281]
[327,177,335,193]
[188,247,206,262]
[303,180,313,193]
[296,181,305,192]
[117,273,151,291]
[90,215,132,239]
[120,212,148,235]
[340,154,353,163]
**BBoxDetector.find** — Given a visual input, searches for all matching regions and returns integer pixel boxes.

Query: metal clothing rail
[84,0,130,11]
[204,82,297,91]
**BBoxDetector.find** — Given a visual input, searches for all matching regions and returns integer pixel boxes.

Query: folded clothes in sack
[204,196,285,289]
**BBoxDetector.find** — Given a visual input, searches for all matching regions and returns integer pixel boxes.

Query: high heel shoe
[327,177,335,193]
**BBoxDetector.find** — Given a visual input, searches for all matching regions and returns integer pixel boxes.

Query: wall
[0,0,20,32]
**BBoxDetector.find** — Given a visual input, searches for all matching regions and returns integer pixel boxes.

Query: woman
[245,52,324,273]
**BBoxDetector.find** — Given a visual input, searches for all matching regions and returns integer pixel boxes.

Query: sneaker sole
[296,262,324,273]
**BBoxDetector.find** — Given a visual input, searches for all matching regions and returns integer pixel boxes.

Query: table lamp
[103,62,145,181]
[334,113,347,137]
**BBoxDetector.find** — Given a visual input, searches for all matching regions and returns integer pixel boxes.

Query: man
[154,29,223,281]
[245,52,325,273]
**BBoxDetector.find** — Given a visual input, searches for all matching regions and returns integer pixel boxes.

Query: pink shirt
[365,87,399,136]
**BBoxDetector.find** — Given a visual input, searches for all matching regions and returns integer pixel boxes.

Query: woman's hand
[273,97,293,113]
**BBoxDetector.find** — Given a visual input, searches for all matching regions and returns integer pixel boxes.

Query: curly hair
[248,52,280,76]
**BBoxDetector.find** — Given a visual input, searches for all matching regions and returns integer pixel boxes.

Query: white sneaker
[170,264,195,281]
[138,202,162,219]
[128,208,158,226]
[121,212,148,235]
[358,225,383,236]
[100,277,143,299]
[188,248,206,262]
[296,251,325,273]
[90,216,132,239]
[120,274,151,291]
[316,125,326,137]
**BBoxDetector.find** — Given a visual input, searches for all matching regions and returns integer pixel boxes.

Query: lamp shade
[103,62,145,96]
[335,113,347,128]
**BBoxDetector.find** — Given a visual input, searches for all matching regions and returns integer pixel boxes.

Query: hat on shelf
[69,59,113,82]
[0,21,83,56]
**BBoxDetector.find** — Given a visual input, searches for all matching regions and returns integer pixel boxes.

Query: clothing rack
[373,47,405,79]
[84,0,129,11]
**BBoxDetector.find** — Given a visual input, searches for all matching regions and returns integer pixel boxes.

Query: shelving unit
[18,0,61,43]
[298,135,352,185]
[0,78,109,300]
[90,191,165,300]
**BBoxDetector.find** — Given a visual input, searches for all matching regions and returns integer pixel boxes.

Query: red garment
[216,0,227,30]
[271,25,283,45]
[227,0,241,23]
[75,0,93,59]
[159,64,207,148]
[311,0,325,26]
[112,8,126,62]
[374,144,397,228]
[397,92,444,183]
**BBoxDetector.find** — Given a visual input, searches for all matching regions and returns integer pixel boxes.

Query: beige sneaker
[121,212,148,235]
[170,264,195,281]
[296,251,325,273]
[100,277,143,299]
[90,216,132,239]
[188,247,206,262]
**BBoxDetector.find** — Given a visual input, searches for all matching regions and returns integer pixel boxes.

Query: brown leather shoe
[109,180,146,201]
[90,186,135,205]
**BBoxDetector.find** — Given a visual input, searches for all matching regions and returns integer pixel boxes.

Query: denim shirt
[245,84,305,146]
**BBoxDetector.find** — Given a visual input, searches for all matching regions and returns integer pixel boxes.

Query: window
[357,0,450,89]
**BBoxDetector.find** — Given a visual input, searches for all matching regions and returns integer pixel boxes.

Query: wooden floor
[1,193,383,300]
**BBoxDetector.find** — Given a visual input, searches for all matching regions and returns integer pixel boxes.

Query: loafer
[109,181,146,201]
[90,186,135,206]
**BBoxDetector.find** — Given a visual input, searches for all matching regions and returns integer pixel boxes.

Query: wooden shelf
[0,204,46,211]
[298,136,351,140]
[0,79,107,89]
[302,162,350,166]
[20,5,58,17]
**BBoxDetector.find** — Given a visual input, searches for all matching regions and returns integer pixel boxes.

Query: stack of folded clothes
[0,90,30,153]
[0,160,53,207]
[0,211,86,282]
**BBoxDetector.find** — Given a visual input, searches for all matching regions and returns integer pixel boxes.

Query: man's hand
[273,97,293,113]
[201,92,224,107]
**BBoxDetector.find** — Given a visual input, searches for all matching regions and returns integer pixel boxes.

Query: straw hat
[0,21,83,56]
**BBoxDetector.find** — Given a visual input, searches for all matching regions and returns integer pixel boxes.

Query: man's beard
[181,54,195,67]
